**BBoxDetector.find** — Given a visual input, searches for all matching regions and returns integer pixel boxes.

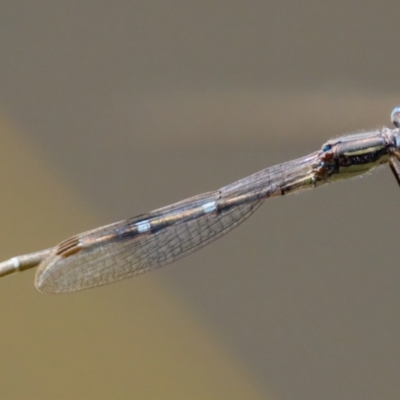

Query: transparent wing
[34,152,320,293]
[35,192,263,293]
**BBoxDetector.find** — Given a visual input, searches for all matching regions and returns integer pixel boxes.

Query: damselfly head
[390,106,400,128]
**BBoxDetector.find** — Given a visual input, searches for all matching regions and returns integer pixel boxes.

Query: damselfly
[2,107,400,293]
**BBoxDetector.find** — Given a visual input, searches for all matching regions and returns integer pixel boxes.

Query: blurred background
[1,1,400,399]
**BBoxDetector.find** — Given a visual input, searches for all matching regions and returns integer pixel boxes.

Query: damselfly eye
[391,106,400,128]
[322,143,332,152]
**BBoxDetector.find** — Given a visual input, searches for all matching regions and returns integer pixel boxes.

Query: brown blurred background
[1,1,400,399]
